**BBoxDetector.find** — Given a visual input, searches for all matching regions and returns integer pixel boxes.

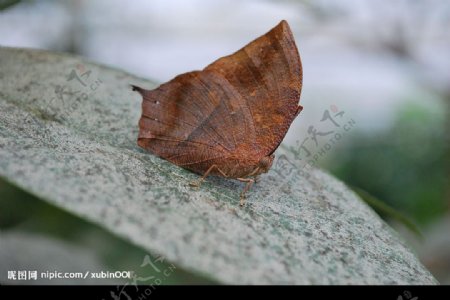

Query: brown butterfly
[132,20,303,206]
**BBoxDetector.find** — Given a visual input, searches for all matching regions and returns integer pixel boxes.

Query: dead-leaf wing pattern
[136,70,255,169]
[204,20,302,155]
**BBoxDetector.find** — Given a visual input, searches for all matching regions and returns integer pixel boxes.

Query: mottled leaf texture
[0,47,438,284]
[133,20,302,182]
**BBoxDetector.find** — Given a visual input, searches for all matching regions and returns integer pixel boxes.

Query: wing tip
[277,20,292,33]
[279,19,289,27]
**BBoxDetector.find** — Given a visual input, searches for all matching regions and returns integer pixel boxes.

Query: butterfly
[132,20,303,206]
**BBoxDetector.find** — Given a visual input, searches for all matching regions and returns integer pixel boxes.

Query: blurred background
[0,0,449,284]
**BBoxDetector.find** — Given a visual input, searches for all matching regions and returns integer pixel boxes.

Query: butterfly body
[133,20,302,205]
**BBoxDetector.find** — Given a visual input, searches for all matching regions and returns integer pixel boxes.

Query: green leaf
[0,47,437,284]
[0,0,21,11]
[349,184,423,239]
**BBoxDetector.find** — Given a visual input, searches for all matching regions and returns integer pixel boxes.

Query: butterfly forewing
[204,20,302,156]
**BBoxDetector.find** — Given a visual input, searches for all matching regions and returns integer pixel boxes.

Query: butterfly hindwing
[135,70,255,172]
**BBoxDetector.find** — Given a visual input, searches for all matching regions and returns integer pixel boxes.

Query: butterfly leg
[236,178,254,207]
[189,164,228,189]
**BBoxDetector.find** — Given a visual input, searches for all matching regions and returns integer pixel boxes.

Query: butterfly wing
[204,20,302,155]
[135,20,301,175]
[134,70,255,174]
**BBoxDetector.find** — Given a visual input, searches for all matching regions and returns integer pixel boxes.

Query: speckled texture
[0,47,437,284]
[0,231,122,285]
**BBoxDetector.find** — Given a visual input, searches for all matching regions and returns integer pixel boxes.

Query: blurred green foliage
[0,0,21,11]
[0,178,215,284]
[323,101,448,225]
